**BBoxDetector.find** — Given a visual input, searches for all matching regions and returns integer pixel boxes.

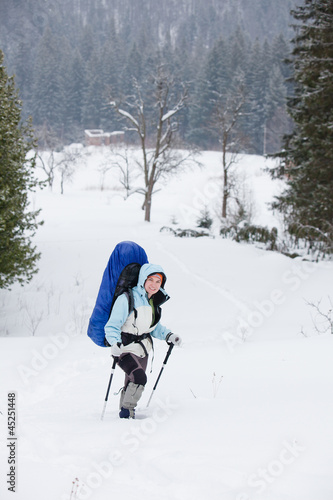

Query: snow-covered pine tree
[271,0,333,254]
[0,50,42,288]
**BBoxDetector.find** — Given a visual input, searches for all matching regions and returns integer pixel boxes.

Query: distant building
[85,129,125,146]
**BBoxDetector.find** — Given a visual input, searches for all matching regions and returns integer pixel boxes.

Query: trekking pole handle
[165,342,174,363]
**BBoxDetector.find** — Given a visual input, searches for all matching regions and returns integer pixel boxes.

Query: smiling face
[144,274,162,298]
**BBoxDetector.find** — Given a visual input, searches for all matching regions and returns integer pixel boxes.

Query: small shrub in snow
[196,206,213,230]
[284,222,333,260]
[305,297,333,336]
[212,372,223,398]
[160,226,209,238]
[220,223,278,251]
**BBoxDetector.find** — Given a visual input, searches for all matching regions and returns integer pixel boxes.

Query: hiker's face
[144,276,162,298]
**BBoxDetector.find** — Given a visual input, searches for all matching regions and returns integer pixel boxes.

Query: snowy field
[1,147,333,500]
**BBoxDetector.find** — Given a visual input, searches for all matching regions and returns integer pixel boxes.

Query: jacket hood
[137,263,167,289]
[136,263,170,307]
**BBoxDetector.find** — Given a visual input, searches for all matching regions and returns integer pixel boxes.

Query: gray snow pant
[117,353,148,410]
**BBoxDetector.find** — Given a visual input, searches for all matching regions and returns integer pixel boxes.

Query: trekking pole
[146,343,174,408]
[100,357,117,421]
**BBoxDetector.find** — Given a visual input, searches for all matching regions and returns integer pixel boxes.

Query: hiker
[104,262,182,419]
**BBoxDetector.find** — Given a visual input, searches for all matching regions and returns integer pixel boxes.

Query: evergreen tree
[264,64,288,154]
[228,27,250,77]
[246,40,271,153]
[0,51,42,288]
[66,49,85,132]
[271,0,333,250]
[99,21,124,130]
[187,68,208,146]
[122,43,144,97]
[189,37,230,148]
[32,27,64,131]
[82,48,103,129]
[78,25,96,63]
[57,35,76,136]
[14,39,34,119]
[270,34,292,85]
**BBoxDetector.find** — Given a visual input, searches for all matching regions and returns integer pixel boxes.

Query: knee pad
[118,354,138,375]
[132,368,147,386]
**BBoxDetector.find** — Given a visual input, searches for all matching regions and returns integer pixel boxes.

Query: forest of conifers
[0,0,300,153]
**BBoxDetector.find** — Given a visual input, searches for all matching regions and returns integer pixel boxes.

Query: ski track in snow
[155,240,252,315]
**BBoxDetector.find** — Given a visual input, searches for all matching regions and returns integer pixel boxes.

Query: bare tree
[110,65,194,222]
[37,146,84,193]
[210,71,246,219]
[97,155,113,191]
[37,150,56,189]
[35,123,64,189]
[24,305,44,336]
[97,146,143,196]
[108,145,140,198]
[57,147,83,194]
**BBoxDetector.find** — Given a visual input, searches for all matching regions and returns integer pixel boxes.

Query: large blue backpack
[87,241,148,347]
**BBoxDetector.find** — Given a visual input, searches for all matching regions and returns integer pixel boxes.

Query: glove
[111,343,122,358]
[166,333,182,347]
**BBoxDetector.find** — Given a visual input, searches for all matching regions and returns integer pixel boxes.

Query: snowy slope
[1,149,333,500]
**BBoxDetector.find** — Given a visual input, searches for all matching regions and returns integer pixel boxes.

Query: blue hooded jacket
[104,263,171,355]
[87,241,148,347]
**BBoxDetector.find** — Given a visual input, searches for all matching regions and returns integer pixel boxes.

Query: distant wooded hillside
[0,0,301,152]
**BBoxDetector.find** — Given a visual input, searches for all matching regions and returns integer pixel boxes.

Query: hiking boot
[119,407,135,419]
[118,382,144,419]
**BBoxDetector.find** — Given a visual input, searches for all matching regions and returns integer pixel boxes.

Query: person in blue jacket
[105,263,182,419]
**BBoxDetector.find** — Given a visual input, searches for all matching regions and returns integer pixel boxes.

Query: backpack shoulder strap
[104,290,137,348]
[124,289,137,319]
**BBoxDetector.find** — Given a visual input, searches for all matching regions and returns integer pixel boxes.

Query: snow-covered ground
[1,148,332,500]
